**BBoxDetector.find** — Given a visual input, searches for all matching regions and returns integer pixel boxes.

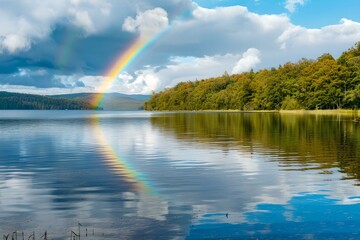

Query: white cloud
[232,48,261,74]
[69,9,95,34]
[0,34,30,53]
[109,70,160,94]
[18,68,48,77]
[125,54,243,94]
[130,70,161,94]
[285,0,305,13]
[53,74,85,87]
[278,18,360,50]
[118,72,134,84]
[161,5,290,59]
[122,8,169,38]
[0,0,112,54]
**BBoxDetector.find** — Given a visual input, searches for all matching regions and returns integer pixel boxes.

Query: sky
[0,0,360,95]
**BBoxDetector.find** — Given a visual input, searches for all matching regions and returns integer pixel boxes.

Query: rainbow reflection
[89,114,153,192]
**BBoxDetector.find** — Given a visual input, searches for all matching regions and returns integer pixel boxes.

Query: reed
[2,224,98,240]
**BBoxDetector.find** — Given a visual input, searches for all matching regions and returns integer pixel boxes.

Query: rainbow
[56,29,77,69]
[90,6,192,108]
[90,115,153,192]
[91,32,165,108]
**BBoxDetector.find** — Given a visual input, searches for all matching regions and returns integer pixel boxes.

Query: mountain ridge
[52,92,150,110]
[0,91,96,110]
[0,92,150,110]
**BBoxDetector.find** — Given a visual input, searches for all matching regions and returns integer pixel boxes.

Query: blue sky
[0,0,359,95]
[194,0,360,28]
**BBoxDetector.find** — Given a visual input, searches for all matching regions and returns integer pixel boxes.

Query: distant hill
[52,93,151,110]
[0,91,96,110]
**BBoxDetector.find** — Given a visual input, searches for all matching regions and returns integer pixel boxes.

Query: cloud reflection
[2,111,360,239]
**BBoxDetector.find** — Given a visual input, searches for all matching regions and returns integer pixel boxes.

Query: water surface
[1,110,360,239]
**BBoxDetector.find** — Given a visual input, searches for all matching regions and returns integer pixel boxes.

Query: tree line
[145,42,360,111]
[0,91,98,110]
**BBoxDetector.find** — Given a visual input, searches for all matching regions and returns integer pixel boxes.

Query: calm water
[1,110,360,239]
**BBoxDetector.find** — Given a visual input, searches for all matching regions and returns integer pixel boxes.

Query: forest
[145,42,360,111]
[0,92,97,110]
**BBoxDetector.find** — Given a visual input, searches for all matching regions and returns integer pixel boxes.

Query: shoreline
[148,109,360,115]
[279,109,360,115]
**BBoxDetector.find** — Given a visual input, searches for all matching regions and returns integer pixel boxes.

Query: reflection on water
[188,193,360,239]
[89,115,151,192]
[151,112,360,178]
[1,110,360,239]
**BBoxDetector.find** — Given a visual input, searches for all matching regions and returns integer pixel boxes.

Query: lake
[1,110,360,239]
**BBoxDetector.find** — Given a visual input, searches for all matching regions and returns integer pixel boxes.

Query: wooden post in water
[27,232,35,240]
[40,231,47,240]
[70,231,79,240]
[12,231,17,240]
[78,222,82,240]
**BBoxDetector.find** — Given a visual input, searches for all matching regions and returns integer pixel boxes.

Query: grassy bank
[279,109,360,116]
[151,109,360,115]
